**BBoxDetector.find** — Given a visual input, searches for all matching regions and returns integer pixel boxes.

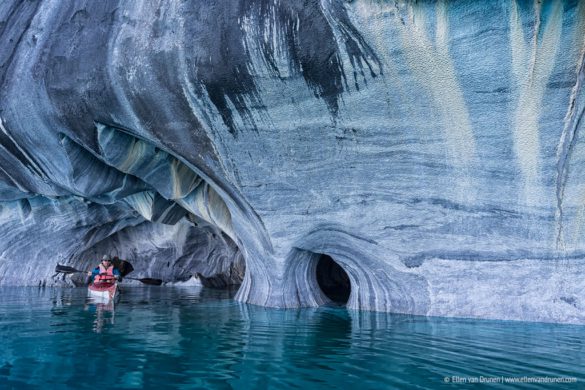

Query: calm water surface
[0,287,583,389]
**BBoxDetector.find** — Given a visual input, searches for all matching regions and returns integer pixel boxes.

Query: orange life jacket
[95,264,115,283]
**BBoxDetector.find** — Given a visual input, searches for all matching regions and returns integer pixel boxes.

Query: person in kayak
[88,255,121,285]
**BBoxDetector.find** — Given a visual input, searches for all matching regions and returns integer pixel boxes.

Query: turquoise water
[0,287,583,389]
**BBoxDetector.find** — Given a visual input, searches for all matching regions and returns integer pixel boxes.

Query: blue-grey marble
[0,0,584,323]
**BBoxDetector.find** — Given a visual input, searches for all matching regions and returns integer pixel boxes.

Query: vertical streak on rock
[557,3,585,249]
[510,0,563,208]
[170,159,181,200]
[399,2,477,203]
[435,0,448,49]
[351,2,416,123]
[510,0,526,81]
[433,0,476,184]
[319,0,382,86]
[105,5,143,134]
[170,1,237,187]
[528,0,543,83]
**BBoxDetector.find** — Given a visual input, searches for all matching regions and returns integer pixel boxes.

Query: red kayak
[88,282,119,302]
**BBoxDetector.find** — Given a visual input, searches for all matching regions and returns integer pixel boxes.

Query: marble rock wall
[0,0,585,323]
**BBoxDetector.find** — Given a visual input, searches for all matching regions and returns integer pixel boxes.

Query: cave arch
[316,254,351,305]
[58,124,258,289]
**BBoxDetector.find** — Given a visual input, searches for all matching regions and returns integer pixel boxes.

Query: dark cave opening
[73,221,245,289]
[316,254,350,304]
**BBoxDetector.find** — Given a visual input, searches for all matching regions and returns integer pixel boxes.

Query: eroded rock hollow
[1,0,585,324]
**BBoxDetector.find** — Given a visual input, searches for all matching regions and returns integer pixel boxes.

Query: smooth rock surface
[0,0,584,323]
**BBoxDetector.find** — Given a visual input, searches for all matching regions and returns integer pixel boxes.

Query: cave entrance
[316,254,350,305]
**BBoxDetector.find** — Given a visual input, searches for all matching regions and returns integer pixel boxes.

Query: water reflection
[85,299,116,334]
[0,287,583,389]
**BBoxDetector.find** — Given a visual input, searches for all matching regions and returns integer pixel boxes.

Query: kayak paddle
[111,258,134,277]
[55,264,163,286]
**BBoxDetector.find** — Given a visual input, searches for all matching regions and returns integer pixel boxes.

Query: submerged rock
[0,0,585,323]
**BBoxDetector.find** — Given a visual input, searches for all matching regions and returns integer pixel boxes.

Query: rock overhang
[0,0,584,323]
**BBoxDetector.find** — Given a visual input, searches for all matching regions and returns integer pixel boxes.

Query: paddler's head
[101,255,111,265]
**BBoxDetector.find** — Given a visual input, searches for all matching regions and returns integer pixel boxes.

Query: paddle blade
[55,264,82,274]
[112,258,134,277]
[138,278,163,286]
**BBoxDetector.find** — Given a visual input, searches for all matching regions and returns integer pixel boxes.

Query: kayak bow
[88,282,119,302]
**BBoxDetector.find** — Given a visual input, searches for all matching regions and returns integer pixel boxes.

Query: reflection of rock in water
[1,1,585,324]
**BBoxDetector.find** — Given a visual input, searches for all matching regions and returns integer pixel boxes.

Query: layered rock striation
[1,0,585,323]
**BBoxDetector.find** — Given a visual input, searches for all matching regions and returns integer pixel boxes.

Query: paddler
[88,255,121,285]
